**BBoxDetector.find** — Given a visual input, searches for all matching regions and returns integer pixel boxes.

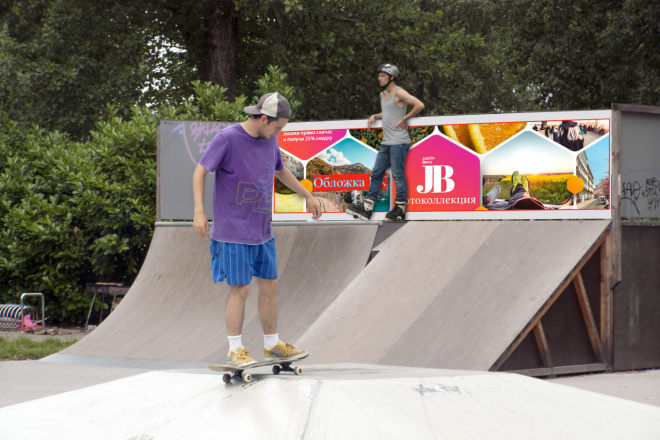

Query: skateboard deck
[209,353,309,383]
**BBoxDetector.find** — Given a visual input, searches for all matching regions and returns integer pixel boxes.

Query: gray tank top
[381,87,410,145]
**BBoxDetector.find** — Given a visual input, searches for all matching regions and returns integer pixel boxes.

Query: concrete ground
[1,356,659,409]
[0,360,144,407]
[1,328,144,407]
[0,326,87,342]
[549,369,660,408]
[3,364,659,440]
[3,328,659,410]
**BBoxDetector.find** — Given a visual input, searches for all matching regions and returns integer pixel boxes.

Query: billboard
[157,110,612,221]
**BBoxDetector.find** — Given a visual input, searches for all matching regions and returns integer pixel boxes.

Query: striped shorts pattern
[210,238,278,286]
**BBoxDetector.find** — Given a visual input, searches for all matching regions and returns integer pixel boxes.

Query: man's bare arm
[394,89,425,130]
[192,163,210,238]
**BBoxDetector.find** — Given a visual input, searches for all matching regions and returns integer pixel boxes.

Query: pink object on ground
[17,314,39,330]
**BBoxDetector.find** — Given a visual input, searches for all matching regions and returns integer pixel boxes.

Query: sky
[317,138,377,168]
[583,135,610,182]
[482,131,575,175]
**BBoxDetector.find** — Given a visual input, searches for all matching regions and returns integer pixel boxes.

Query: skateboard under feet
[209,353,309,383]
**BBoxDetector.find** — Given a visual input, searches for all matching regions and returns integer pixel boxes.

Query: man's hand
[368,114,376,128]
[306,195,322,220]
[193,212,209,239]
[395,119,408,130]
[275,168,323,220]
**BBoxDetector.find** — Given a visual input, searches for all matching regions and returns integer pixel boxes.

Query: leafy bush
[0,66,296,324]
[350,125,433,151]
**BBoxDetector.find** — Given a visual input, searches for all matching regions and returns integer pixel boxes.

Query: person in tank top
[346,64,424,221]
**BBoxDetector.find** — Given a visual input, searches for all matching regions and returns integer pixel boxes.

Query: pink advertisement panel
[271,110,612,221]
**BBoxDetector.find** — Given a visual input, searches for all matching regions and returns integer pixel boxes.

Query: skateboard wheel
[242,373,253,383]
[272,365,281,375]
[294,366,303,375]
[222,374,232,384]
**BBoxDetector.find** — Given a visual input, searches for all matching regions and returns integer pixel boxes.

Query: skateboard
[209,353,309,383]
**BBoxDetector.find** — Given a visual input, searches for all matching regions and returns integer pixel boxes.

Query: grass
[484,174,572,204]
[0,336,78,360]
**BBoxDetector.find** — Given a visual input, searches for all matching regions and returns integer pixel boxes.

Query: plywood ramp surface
[296,220,611,371]
[59,224,377,364]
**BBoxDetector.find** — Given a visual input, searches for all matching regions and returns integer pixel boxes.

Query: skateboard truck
[211,353,309,384]
[222,362,303,384]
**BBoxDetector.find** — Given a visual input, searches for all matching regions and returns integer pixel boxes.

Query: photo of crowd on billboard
[529,119,610,152]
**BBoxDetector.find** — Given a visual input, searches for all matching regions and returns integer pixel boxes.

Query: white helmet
[377,64,399,78]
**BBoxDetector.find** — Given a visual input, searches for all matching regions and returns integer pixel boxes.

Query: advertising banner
[157,110,611,221]
[273,110,611,220]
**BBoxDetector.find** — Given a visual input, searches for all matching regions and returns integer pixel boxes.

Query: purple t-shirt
[199,123,283,244]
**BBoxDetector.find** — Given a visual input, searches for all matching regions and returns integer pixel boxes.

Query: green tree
[0,67,295,324]
[0,0,197,139]
[3,0,657,139]
[1,0,540,138]
[238,0,529,120]
[495,0,660,109]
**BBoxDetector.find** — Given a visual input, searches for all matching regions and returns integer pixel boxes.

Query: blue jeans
[366,143,410,202]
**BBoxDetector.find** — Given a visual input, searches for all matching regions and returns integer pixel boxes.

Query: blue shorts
[210,238,278,286]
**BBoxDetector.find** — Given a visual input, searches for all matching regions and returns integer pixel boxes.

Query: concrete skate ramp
[4,365,659,439]
[296,220,611,371]
[51,223,377,367]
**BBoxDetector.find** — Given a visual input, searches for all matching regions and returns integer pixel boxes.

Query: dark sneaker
[345,198,375,220]
[385,201,407,221]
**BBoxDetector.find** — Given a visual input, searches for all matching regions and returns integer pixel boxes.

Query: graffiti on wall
[622,177,660,216]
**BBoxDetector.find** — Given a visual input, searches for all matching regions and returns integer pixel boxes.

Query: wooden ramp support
[492,229,613,377]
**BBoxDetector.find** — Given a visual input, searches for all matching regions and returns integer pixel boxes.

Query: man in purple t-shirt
[192,92,322,367]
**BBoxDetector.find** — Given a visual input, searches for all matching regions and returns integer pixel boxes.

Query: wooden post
[156,120,163,222]
[574,272,605,364]
[601,231,614,370]
[610,106,622,285]
[533,322,554,374]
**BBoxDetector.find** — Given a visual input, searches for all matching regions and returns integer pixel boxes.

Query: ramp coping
[154,221,382,227]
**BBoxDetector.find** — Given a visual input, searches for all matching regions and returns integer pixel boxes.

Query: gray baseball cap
[244,92,292,119]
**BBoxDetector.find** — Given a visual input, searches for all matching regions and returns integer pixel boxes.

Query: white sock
[264,333,279,349]
[228,335,242,351]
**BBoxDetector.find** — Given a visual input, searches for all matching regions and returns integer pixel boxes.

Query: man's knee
[229,284,250,300]
[258,278,278,297]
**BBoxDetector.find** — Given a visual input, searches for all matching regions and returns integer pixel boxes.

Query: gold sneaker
[227,346,256,368]
[264,340,308,362]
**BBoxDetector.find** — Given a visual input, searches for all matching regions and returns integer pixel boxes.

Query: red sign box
[312,174,387,191]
